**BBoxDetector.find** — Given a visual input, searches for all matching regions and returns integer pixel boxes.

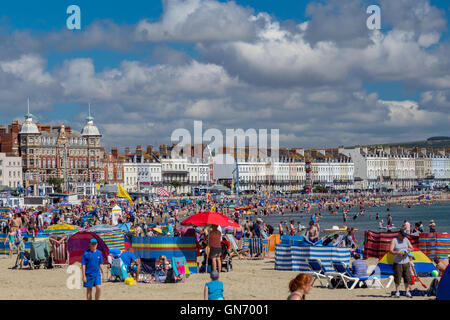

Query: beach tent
[364,231,419,259]
[437,265,450,300]
[68,231,109,265]
[419,233,450,259]
[111,205,122,226]
[374,250,437,276]
[132,236,198,274]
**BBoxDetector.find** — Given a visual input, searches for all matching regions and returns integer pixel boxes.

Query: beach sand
[0,254,436,300]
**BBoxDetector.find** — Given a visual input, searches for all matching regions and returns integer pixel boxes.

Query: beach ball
[431,270,439,277]
[23,259,29,266]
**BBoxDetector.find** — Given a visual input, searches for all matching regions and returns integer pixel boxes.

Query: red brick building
[1,111,106,195]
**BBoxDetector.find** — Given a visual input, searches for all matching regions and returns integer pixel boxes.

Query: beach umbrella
[153,228,163,234]
[41,224,81,237]
[181,211,240,228]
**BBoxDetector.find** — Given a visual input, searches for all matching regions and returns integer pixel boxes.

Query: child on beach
[204,270,224,300]
[17,236,28,269]
[82,238,104,300]
[287,273,312,300]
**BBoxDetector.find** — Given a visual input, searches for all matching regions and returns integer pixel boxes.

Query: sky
[0,0,449,151]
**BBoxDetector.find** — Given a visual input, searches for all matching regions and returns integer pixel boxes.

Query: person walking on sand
[390,229,414,298]
[82,238,104,300]
[287,273,312,300]
[429,220,436,233]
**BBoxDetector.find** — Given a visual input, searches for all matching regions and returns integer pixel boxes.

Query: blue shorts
[84,274,102,288]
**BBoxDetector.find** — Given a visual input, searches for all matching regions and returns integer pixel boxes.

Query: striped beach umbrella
[40,224,81,237]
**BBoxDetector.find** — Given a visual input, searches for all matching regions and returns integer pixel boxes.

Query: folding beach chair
[330,262,394,290]
[140,258,156,282]
[225,234,243,258]
[29,240,50,269]
[243,238,269,259]
[50,238,69,267]
[305,259,333,288]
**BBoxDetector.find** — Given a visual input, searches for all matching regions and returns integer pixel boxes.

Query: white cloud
[0,54,53,85]
[136,0,256,42]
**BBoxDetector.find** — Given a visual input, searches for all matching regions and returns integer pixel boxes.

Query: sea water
[256,202,450,243]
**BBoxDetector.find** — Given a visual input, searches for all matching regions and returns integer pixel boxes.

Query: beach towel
[364,231,419,259]
[30,240,50,261]
[419,233,450,259]
[132,236,198,274]
[172,256,190,276]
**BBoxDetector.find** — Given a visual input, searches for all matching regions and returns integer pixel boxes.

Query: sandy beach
[0,254,436,300]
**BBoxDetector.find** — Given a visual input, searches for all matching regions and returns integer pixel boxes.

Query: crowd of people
[0,191,448,300]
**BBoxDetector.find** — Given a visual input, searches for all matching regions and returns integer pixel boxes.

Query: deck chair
[225,234,244,258]
[140,258,156,282]
[331,262,393,290]
[244,238,266,259]
[305,259,333,288]
[29,240,50,269]
[50,238,69,267]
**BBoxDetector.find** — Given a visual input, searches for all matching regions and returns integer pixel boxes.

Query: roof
[19,115,39,134]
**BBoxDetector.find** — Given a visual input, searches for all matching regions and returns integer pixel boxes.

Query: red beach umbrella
[181,211,240,228]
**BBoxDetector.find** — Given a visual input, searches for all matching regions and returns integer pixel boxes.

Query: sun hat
[399,229,407,236]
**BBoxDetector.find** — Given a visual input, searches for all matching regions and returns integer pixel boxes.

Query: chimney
[111,148,118,158]
[125,147,130,155]
[136,145,142,155]
[146,145,153,155]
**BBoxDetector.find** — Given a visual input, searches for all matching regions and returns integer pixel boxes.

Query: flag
[207,192,211,204]
[117,183,134,206]
[157,187,170,197]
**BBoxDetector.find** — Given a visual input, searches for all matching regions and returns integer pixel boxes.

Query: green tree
[48,177,64,193]
[171,180,182,195]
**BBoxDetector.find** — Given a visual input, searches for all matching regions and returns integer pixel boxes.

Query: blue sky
[0,0,449,149]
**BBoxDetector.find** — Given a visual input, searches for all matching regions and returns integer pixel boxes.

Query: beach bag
[165,268,176,283]
[428,278,439,296]
[111,258,129,281]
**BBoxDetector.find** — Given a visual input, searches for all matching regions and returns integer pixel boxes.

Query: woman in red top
[208,225,222,272]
